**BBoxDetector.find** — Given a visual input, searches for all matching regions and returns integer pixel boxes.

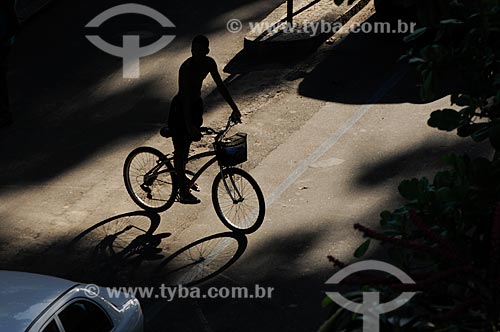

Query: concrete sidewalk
[244,0,370,56]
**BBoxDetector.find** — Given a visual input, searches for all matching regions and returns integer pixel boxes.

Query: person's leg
[172,135,199,203]
[172,135,188,189]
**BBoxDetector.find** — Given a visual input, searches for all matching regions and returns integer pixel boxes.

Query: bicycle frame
[151,150,244,204]
[151,150,218,189]
[151,117,245,202]
[185,151,218,187]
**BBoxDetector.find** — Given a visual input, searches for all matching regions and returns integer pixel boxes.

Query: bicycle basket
[215,132,248,166]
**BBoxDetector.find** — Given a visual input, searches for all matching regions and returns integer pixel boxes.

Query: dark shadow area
[298,19,419,105]
[15,0,55,22]
[141,224,358,332]
[356,138,492,188]
[0,202,410,332]
[10,0,281,120]
[297,15,464,105]
[0,0,282,192]
[0,78,163,185]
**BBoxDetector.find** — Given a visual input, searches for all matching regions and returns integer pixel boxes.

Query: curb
[243,0,371,58]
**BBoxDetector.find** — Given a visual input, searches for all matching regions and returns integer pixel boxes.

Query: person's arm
[209,59,241,123]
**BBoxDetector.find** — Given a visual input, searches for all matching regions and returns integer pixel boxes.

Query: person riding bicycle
[168,35,241,204]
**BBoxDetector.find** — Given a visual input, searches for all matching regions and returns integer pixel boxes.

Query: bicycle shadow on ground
[65,211,169,285]
[64,211,248,287]
[145,232,248,287]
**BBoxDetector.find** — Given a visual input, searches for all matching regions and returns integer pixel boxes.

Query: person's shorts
[168,95,203,140]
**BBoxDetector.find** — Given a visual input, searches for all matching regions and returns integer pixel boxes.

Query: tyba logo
[85,3,175,78]
[325,260,416,332]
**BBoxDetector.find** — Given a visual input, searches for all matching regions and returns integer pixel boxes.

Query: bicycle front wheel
[212,168,265,234]
[123,147,177,212]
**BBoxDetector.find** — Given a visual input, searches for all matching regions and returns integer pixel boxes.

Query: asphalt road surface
[0,1,491,331]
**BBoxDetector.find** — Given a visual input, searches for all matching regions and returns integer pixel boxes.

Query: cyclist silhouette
[168,35,241,204]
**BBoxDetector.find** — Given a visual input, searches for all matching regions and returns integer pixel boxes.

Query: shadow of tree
[1,0,282,193]
[297,16,465,105]
[355,138,492,188]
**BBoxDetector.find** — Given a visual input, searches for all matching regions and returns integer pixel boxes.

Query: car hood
[0,271,77,332]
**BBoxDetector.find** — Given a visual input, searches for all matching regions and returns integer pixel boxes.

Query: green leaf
[399,179,420,200]
[354,239,371,258]
[458,106,475,116]
[471,123,492,142]
[451,94,472,107]
[403,27,427,43]
[468,13,481,20]
[321,295,333,308]
[440,19,464,25]
[317,307,348,332]
[409,57,426,64]
[385,220,402,229]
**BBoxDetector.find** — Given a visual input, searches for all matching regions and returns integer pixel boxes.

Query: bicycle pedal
[141,184,152,193]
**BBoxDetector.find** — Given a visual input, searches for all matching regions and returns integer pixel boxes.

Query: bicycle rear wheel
[212,168,265,234]
[123,147,177,212]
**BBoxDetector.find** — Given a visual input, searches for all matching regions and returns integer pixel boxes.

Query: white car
[0,271,143,332]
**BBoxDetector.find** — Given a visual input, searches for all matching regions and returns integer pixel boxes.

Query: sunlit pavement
[0,1,491,331]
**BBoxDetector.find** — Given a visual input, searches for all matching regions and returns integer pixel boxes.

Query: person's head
[191,35,209,58]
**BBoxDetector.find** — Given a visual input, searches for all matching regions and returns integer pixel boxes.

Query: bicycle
[123,117,266,234]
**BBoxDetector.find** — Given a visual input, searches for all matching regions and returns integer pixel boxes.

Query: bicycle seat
[160,126,173,138]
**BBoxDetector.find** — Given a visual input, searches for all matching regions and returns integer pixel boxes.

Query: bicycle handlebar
[200,127,217,135]
[200,116,239,141]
